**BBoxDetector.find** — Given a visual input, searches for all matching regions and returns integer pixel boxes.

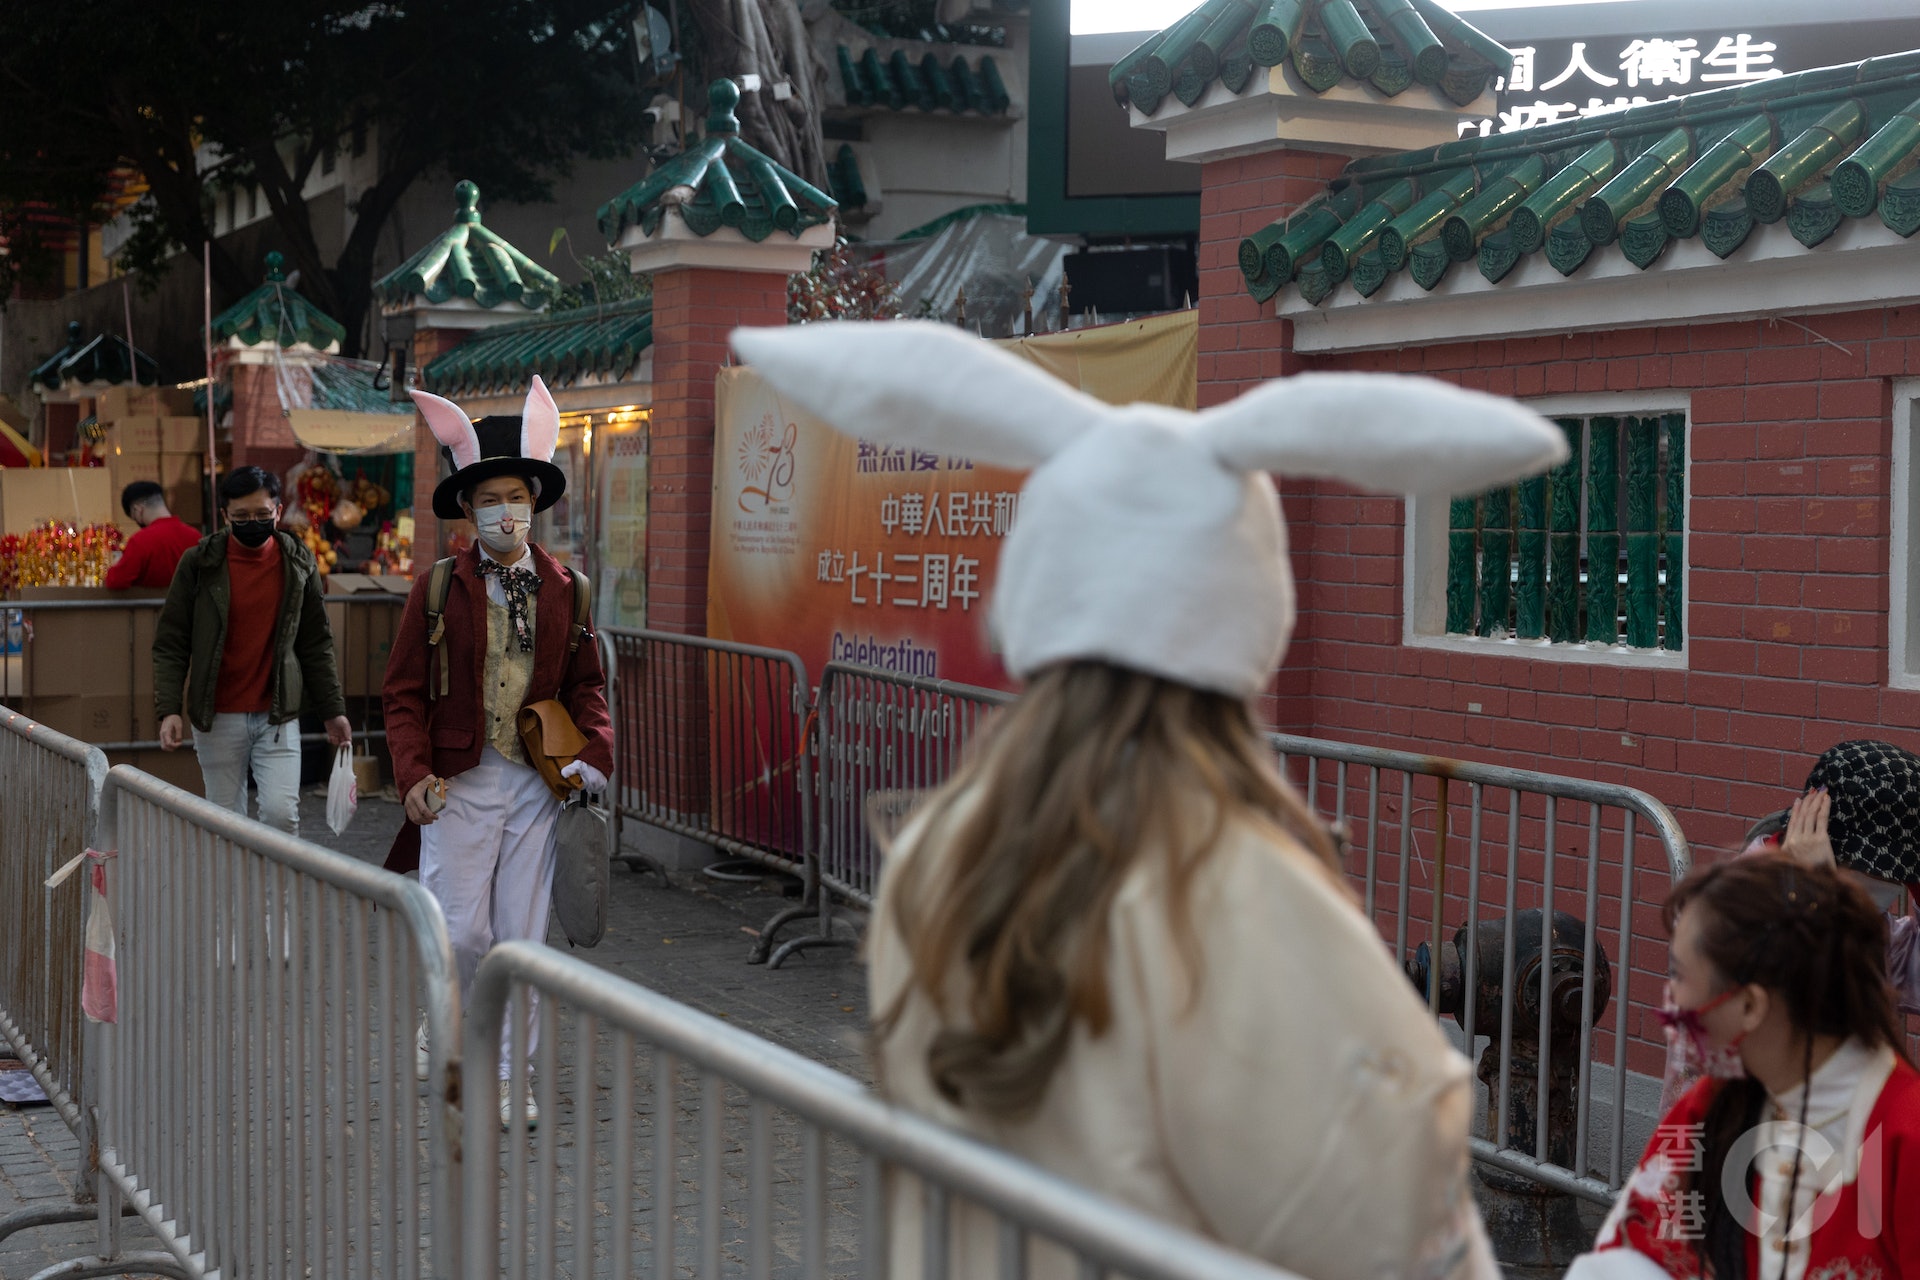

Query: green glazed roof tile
[420,298,653,398]
[830,144,869,209]
[1377,168,1476,269]
[1833,95,1920,216]
[838,46,871,105]
[1410,238,1453,290]
[1245,48,1920,306]
[1441,154,1545,260]
[29,320,162,391]
[1478,229,1522,283]
[1580,127,1692,246]
[1545,219,1594,276]
[600,80,837,245]
[891,50,935,110]
[1111,0,1509,117]
[376,182,561,311]
[213,252,348,350]
[1788,182,1846,247]
[1321,177,1418,280]
[835,46,1012,115]
[1746,100,1865,223]
[1620,213,1671,269]
[866,48,903,108]
[1350,250,1391,297]
[1659,115,1773,238]
[1701,198,1755,258]
[1883,169,1920,236]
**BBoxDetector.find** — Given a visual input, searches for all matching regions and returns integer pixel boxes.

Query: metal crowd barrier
[812,662,1011,913]
[0,709,110,1246]
[461,939,1304,1280]
[1,594,402,757]
[81,764,462,1280]
[1271,731,1691,1205]
[601,627,825,958]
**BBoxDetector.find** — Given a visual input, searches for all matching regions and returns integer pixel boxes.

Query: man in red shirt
[105,481,201,590]
[152,467,350,833]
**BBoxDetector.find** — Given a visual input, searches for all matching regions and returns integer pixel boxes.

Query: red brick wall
[1289,309,1913,853]
[1197,144,1920,1068]
[403,327,468,558]
[646,266,789,635]
[1233,307,1920,1074]
[1199,149,1349,732]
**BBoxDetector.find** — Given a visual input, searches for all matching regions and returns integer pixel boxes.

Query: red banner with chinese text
[706,310,1198,691]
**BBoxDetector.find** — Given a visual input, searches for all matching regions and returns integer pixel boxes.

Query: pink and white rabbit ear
[521,376,561,462]
[409,389,482,470]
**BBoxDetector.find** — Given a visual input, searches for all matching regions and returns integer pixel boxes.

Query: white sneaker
[415,1024,430,1083]
[499,1078,538,1131]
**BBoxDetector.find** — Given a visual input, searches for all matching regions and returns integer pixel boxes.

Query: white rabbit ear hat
[729,321,1569,699]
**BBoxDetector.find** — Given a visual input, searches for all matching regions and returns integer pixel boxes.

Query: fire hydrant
[1406,910,1611,1270]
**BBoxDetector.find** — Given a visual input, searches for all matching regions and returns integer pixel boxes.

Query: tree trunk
[684,0,829,189]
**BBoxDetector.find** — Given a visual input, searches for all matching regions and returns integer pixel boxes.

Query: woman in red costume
[1568,857,1920,1280]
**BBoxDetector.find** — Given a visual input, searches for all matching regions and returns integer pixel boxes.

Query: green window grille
[1445,412,1685,650]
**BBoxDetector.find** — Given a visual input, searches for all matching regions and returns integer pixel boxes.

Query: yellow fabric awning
[995,308,1197,410]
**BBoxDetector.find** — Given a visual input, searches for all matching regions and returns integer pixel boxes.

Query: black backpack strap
[425,557,455,700]
[566,568,593,655]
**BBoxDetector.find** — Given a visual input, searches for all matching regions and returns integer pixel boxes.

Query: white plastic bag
[326,744,358,836]
[81,851,117,1023]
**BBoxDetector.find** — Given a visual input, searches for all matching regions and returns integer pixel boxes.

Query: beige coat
[867,796,1498,1280]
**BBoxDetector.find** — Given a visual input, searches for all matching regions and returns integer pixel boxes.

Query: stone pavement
[0,795,868,1279]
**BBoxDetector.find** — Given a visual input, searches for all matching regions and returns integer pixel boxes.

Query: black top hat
[430,415,567,521]
[1804,739,1920,888]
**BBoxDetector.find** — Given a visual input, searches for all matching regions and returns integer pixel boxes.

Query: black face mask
[230,518,276,549]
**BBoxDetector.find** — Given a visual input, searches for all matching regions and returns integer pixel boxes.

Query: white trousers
[419,748,560,1079]
[194,713,301,835]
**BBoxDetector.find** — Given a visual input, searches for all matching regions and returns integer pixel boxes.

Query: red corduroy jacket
[381,542,613,873]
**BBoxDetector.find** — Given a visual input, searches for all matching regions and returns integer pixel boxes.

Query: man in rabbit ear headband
[730,320,1567,1280]
[381,376,613,1129]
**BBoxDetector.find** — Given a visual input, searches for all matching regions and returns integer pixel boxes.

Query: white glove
[560,760,607,794]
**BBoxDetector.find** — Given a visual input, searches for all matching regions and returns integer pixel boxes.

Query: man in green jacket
[153,466,351,834]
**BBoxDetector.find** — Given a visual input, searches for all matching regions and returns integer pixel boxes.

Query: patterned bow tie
[478,559,541,652]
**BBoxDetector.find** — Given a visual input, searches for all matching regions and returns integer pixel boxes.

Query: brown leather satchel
[517,699,589,801]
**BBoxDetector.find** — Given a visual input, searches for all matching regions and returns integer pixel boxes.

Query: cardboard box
[96,386,194,421]
[324,587,403,697]
[110,747,203,798]
[105,452,205,535]
[166,479,205,525]
[14,591,166,699]
[0,467,114,534]
[105,449,200,494]
[106,416,205,455]
[21,694,136,745]
[371,574,415,595]
[323,572,384,596]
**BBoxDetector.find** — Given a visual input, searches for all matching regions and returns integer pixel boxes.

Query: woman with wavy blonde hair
[731,320,1570,1280]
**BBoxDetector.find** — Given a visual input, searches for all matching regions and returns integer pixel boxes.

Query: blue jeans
[193,712,301,835]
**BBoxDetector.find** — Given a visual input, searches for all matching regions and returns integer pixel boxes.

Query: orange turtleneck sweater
[214,534,285,714]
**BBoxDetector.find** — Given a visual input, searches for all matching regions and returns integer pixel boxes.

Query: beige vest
[482,595,537,763]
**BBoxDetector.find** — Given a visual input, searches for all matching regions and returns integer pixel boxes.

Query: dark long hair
[1662,859,1910,1280]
